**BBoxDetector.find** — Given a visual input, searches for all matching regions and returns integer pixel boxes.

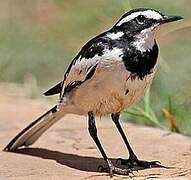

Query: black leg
[88,112,130,177]
[111,112,162,169]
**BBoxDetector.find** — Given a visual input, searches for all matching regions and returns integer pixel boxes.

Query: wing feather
[45,33,110,98]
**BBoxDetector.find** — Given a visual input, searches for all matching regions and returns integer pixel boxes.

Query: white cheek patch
[133,26,157,52]
[117,10,162,26]
[107,31,124,40]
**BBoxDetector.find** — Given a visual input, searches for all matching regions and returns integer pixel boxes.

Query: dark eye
[136,15,146,23]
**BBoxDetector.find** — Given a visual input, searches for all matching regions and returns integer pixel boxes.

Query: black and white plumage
[4,8,183,176]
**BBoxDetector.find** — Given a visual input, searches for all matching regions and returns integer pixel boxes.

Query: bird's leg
[88,112,131,177]
[111,112,161,169]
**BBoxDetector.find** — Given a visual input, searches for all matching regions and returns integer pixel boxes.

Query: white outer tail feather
[4,105,66,151]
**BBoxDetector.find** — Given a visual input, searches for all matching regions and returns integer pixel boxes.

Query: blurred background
[0,0,190,135]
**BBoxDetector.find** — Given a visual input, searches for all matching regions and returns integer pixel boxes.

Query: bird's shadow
[13,147,109,173]
[10,147,168,174]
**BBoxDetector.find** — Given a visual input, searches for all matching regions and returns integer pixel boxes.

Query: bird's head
[113,8,183,35]
[109,8,183,51]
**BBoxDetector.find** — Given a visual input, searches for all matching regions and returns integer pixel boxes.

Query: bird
[4,8,183,177]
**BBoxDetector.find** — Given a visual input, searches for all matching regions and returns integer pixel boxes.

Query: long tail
[4,105,66,151]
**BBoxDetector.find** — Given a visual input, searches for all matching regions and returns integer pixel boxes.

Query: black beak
[159,15,183,24]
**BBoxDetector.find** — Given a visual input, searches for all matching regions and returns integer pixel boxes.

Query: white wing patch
[60,47,123,97]
[60,56,99,97]
[117,10,162,26]
[107,31,124,40]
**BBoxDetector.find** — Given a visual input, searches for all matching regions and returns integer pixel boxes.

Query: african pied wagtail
[4,8,183,177]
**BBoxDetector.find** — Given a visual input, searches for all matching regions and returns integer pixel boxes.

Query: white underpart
[133,25,159,52]
[107,31,124,40]
[60,46,156,115]
[117,10,162,26]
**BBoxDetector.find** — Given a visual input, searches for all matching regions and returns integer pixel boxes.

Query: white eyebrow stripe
[117,10,162,26]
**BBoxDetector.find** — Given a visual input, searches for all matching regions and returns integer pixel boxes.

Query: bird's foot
[98,160,132,177]
[116,155,163,170]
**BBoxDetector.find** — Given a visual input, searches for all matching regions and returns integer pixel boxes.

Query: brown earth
[0,93,191,180]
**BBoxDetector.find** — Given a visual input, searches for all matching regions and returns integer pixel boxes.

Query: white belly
[68,63,155,116]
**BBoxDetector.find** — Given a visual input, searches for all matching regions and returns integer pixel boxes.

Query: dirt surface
[0,93,191,180]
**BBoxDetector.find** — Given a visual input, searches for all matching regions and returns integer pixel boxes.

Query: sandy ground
[0,94,191,180]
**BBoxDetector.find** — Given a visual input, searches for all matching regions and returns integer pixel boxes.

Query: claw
[113,167,131,175]
[109,166,114,178]
[115,157,163,169]
[97,163,132,177]
[152,160,161,164]
[140,160,162,167]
